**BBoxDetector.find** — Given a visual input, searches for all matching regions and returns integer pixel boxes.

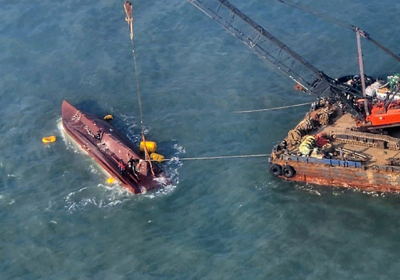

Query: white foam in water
[62,148,182,211]
[57,119,88,155]
[139,143,187,198]
[64,184,132,213]
[173,143,186,154]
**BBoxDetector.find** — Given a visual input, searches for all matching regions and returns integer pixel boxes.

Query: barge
[189,0,400,192]
[269,97,400,192]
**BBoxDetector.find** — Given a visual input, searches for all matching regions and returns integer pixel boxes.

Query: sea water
[2,0,400,279]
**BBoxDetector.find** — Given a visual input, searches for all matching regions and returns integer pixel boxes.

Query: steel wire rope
[161,153,271,161]
[124,1,155,176]
[131,41,145,135]
[234,101,313,113]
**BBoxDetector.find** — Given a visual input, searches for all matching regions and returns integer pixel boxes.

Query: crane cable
[124,1,155,177]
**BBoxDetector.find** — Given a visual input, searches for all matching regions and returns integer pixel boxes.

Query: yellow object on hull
[150,153,165,162]
[140,141,157,153]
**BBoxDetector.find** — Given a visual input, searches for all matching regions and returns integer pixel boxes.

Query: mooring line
[162,153,270,161]
[234,102,313,114]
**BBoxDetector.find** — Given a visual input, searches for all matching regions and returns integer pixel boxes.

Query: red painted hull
[61,100,169,194]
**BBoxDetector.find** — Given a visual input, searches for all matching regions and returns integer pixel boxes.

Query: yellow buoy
[150,153,165,162]
[107,177,115,184]
[42,135,56,143]
[104,114,114,121]
[140,141,157,153]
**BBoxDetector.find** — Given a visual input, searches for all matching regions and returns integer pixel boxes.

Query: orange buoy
[42,136,56,143]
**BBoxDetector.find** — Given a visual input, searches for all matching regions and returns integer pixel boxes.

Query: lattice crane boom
[188,0,364,119]
[189,0,321,91]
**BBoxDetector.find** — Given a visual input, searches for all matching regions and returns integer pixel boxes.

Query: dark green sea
[2,0,400,279]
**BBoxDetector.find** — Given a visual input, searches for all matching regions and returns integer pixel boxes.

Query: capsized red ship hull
[61,100,169,194]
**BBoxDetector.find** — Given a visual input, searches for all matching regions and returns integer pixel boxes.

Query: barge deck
[270,102,400,192]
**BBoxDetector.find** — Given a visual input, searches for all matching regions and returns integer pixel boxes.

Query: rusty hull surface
[273,158,400,192]
[61,100,169,194]
[270,105,400,192]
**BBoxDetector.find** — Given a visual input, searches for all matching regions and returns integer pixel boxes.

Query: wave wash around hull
[61,100,169,194]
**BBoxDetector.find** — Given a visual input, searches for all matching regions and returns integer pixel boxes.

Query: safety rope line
[161,153,271,161]
[124,1,155,176]
[234,102,312,114]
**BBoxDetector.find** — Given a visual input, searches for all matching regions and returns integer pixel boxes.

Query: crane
[187,0,400,130]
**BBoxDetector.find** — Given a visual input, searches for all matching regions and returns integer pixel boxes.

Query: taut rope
[234,102,313,114]
[124,1,155,176]
[162,153,271,161]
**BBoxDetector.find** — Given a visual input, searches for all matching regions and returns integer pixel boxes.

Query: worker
[128,158,141,181]
[135,159,143,172]
[280,139,288,154]
[352,75,362,89]
[118,159,127,176]
[95,130,102,141]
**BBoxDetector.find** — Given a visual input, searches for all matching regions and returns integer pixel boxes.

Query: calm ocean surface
[2,0,400,279]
